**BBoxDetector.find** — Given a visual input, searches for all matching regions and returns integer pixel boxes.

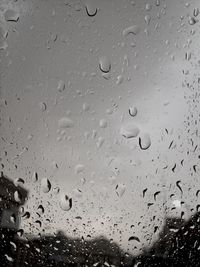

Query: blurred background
[0,0,200,263]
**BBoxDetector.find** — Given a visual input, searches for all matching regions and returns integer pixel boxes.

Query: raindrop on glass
[59,194,72,211]
[41,178,51,193]
[138,133,151,150]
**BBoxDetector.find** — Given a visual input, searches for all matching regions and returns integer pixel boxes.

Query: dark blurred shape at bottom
[0,173,200,266]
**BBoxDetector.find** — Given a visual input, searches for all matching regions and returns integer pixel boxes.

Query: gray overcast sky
[1,0,200,254]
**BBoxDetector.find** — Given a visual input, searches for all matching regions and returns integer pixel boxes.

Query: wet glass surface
[1,0,200,266]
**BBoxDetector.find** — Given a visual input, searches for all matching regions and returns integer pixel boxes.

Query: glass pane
[0,0,199,266]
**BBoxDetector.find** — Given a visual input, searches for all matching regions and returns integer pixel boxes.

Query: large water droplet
[139,133,151,150]
[58,117,74,128]
[129,106,137,117]
[99,56,111,73]
[4,9,19,22]
[122,25,140,36]
[85,1,97,17]
[41,178,51,193]
[59,194,72,211]
[120,124,139,138]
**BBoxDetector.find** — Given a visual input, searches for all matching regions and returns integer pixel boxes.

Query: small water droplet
[144,15,151,24]
[58,117,74,128]
[32,172,38,182]
[83,102,90,111]
[122,25,140,36]
[99,56,111,73]
[41,178,51,193]
[120,124,139,138]
[188,17,197,25]
[145,3,152,11]
[128,236,140,242]
[96,136,105,148]
[59,194,72,211]
[57,80,65,92]
[5,254,14,262]
[138,133,151,150]
[115,183,126,197]
[129,106,137,117]
[155,0,160,6]
[38,205,44,214]
[35,220,42,227]
[10,214,16,224]
[22,211,30,219]
[0,37,8,50]
[75,164,85,174]
[14,178,25,187]
[99,119,107,128]
[116,75,124,85]
[39,102,47,111]
[14,191,21,203]
[17,229,24,237]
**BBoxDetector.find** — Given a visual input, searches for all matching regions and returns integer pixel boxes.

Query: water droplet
[4,9,19,22]
[96,136,105,148]
[14,178,25,187]
[17,229,24,237]
[35,220,42,227]
[39,102,47,111]
[145,3,152,11]
[38,205,44,214]
[22,211,30,219]
[59,194,72,211]
[10,214,16,224]
[144,15,151,25]
[14,191,21,203]
[41,178,51,193]
[155,0,160,6]
[116,183,126,197]
[75,164,85,174]
[32,172,38,182]
[129,106,137,117]
[122,25,140,36]
[5,255,14,262]
[85,1,97,17]
[57,80,65,92]
[58,117,74,128]
[128,236,140,242]
[0,37,8,50]
[99,56,111,73]
[193,8,199,17]
[83,102,90,111]
[99,119,107,128]
[120,124,139,138]
[138,133,151,150]
[189,17,197,25]
[116,75,124,85]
